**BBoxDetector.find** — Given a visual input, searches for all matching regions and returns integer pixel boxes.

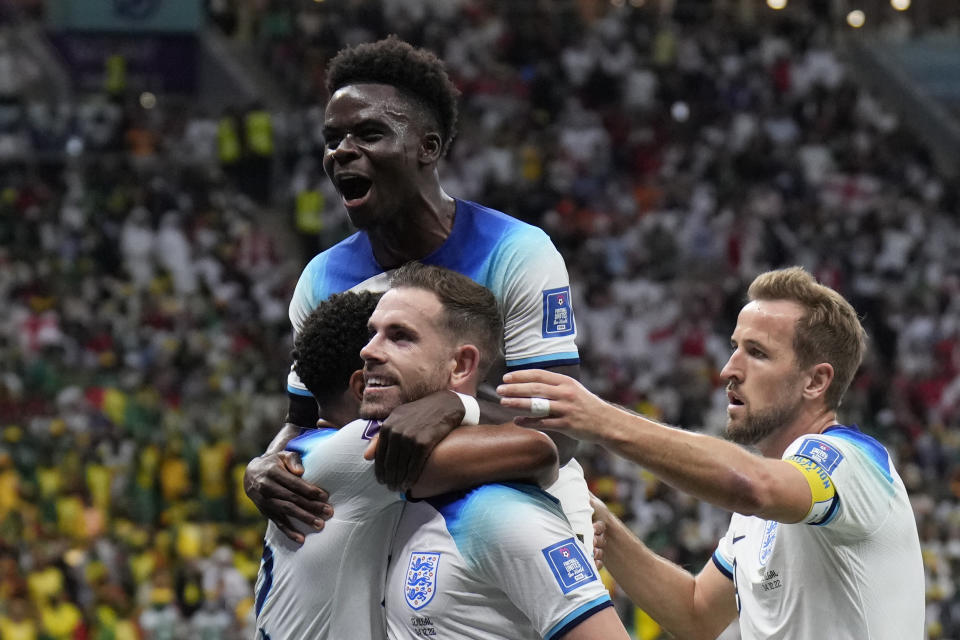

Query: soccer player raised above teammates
[499,266,924,640]
[245,35,593,552]
[255,265,628,640]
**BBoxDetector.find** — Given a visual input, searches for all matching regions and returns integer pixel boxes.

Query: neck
[757,407,838,458]
[323,402,360,429]
[450,381,478,397]
[368,180,455,269]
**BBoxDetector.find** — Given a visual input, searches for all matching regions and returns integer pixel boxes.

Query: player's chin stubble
[359,397,394,421]
[724,396,803,446]
[358,378,444,421]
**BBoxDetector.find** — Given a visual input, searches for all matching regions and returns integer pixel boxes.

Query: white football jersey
[711,425,924,640]
[287,199,580,379]
[385,483,613,640]
[254,419,401,640]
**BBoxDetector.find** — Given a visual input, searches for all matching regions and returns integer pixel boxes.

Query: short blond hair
[748,267,866,410]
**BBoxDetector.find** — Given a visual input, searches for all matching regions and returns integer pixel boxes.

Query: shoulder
[428,200,563,291]
[455,200,556,256]
[428,483,566,548]
[294,232,381,301]
[284,426,339,458]
[786,426,893,483]
[300,231,373,277]
[285,419,378,460]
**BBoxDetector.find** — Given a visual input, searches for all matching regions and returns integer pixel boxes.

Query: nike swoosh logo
[732,535,746,544]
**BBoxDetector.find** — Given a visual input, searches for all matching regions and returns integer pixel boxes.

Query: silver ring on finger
[530,397,551,418]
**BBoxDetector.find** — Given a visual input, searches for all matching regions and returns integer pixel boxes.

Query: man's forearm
[603,506,738,640]
[477,395,579,465]
[603,512,705,638]
[408,425,558,499]
[597,404,803,521]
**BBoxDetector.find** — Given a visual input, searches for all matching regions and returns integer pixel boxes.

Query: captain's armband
[786,455,840,525]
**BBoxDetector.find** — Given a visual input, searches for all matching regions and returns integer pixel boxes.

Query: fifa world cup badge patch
[796,438,844,473]
[404,552,440,610]
[542,538,596,594]
[541,287,576,338]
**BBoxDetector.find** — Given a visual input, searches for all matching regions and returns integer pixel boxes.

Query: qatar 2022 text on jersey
[711,425,924,640]
[284,198,593,555]
[385,484,613,640]
[254,419,401,640]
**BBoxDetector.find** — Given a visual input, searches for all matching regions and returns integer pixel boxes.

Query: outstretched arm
[591,496,737,640]
[499,370,814,523]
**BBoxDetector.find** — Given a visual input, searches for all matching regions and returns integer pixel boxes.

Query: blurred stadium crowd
[1,1,959,638]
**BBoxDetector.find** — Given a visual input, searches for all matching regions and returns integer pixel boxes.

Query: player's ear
[348,369,365,402]
[449,344,480,389]
[419,131,443,165]
[802,362,834,401]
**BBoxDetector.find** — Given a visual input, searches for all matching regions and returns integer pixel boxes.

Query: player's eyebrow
[323,117,369,136]
[730,337,767,350]
[324,114,397,132]
[387,320,419,337]
[369,318,420,338]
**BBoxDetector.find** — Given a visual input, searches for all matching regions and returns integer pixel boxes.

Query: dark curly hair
[326,35,460,155]
[294,291,382,405]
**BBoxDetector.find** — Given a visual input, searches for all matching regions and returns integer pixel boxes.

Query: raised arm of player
[591,496,738,640]
[499,370,816,523]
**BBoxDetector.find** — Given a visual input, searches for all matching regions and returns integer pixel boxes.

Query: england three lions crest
[404,552,440,610]
[759,520,779,566]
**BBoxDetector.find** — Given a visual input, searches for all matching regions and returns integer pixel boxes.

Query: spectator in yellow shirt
[0,598,37,640]
[39,591,83,640]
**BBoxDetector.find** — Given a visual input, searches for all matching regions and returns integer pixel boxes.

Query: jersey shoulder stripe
[712,550,734,579]
[507,352,581,369]
[544,597,613,640]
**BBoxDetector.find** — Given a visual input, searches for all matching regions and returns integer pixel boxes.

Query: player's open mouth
[337,174,372,205]
[727,390,744,407]
[364,375,397,394]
